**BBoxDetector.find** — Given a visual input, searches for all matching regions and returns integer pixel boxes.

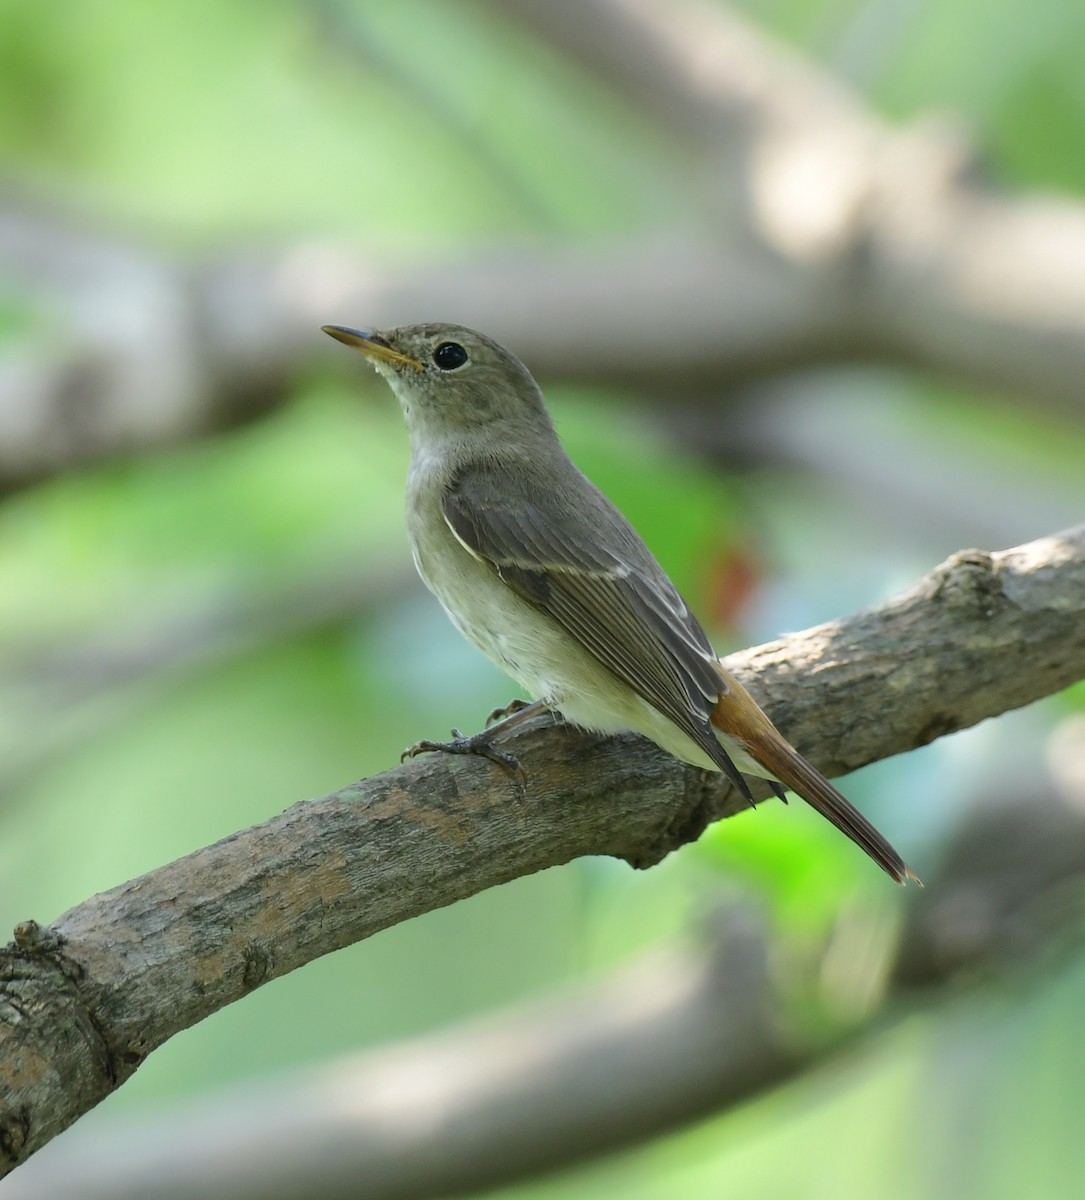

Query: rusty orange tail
[711,676,918,886]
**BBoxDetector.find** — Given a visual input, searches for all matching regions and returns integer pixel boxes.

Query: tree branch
[10,765,1085,1200]
[2,525,1084,1174]
[3,909,794,1200]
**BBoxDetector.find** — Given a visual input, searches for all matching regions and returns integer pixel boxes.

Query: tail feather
[746,729,918,886]
[710,672,918,885]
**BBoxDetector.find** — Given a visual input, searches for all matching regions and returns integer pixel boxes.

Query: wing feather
[442,464,749,790]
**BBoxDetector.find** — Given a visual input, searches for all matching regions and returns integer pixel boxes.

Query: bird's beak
[321,325,423,370]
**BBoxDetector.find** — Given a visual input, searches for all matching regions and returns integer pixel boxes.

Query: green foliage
[0,384,403,646]
[549,389,741,602]
[739,0,1085,193]
[0,0,680,239]
[492,958,1085,1200]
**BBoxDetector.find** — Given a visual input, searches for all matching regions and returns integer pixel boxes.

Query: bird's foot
[401,728,523,775]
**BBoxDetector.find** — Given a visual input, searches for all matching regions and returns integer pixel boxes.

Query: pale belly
[407,509,769,780]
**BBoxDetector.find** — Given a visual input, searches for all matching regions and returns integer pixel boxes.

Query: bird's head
[322,322,553,443]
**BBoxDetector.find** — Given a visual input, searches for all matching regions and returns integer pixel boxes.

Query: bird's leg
[402,699,551,773]
[486,697,534,725]
[482,697,550,736]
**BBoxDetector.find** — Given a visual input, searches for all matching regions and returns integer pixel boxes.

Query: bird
[323,321,916,884]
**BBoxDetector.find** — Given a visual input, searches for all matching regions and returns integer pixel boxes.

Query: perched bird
[323,322,915,884]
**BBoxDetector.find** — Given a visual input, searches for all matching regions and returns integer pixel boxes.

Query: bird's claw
[401,728,524,776]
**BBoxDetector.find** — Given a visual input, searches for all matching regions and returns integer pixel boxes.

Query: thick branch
[1,910,793,1200]
[2,525,1084,1173]
[10,771,1085,1200]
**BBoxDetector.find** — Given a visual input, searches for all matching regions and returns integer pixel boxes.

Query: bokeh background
[3,1,1085,1197]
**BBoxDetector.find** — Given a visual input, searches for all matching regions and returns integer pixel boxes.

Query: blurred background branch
[4,1,1085,493]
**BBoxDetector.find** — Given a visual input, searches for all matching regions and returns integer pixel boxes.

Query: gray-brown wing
[442,466,751,793]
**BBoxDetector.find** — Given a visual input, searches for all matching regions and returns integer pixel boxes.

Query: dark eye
[433,341,468,371]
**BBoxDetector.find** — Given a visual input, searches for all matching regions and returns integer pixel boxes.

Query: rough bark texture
[10,771,1085,1200]
[3,912,796,1200]
[2,524,1084,1176]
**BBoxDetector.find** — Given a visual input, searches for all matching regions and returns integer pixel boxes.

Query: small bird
[323,322,916,884]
